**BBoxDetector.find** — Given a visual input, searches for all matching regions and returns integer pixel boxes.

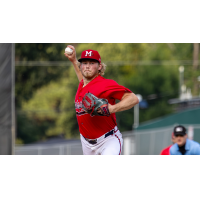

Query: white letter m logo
[85,51,92,57]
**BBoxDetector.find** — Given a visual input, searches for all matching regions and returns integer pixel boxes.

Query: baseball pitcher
[64,45,139,155]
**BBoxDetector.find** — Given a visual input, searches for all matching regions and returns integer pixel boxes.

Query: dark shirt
[178,143,186,155]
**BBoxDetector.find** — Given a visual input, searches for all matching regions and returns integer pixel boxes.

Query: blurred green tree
[15,43,73,106]
[16,43,196,143]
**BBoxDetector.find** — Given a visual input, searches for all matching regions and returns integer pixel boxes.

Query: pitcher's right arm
[64,45,83,82]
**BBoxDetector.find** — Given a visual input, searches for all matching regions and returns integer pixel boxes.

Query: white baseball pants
[80,127,123,155]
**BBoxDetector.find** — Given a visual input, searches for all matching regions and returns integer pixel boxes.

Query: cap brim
[78,58,100,63]
[174,132,186,136]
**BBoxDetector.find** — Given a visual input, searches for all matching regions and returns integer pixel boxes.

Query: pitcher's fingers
[64,52,70,58]
[97,108,103,114]
[67,45,75,51]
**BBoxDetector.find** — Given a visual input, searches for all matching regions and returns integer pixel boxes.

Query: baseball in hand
[65,47,73,55]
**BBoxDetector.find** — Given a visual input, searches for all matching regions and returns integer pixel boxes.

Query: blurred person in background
[170,125,200,155]
[160,132,176,155]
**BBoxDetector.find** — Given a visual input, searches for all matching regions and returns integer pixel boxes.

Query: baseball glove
[82,92,110,117]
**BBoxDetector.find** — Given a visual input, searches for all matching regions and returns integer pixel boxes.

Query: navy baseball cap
[173,125,187,136]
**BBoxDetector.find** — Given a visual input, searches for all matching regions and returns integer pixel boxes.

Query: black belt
[84,129,114,145]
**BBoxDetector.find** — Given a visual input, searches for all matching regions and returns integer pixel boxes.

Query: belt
[84,129,115,145]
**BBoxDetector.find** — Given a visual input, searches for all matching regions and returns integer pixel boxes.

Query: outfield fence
[134,124,200,155]
[14,124,200,155]
[14,132,135,155]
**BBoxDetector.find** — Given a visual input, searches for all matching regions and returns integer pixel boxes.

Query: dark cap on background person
[78,49,101,63]
[173,125,187,136]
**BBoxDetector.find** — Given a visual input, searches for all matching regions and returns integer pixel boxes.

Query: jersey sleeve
[101,79,133,100]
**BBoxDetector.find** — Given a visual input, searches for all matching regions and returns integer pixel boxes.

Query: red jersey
[75,75,132,139]
[160,145,172,155]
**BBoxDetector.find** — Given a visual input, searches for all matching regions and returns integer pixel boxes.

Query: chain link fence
[14,124,200,155]
[134,124,200,155]
[15,131,135,155]
[15,142,83,155]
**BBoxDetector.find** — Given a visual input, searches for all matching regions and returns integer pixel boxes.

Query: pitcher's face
[80,60,102,79]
